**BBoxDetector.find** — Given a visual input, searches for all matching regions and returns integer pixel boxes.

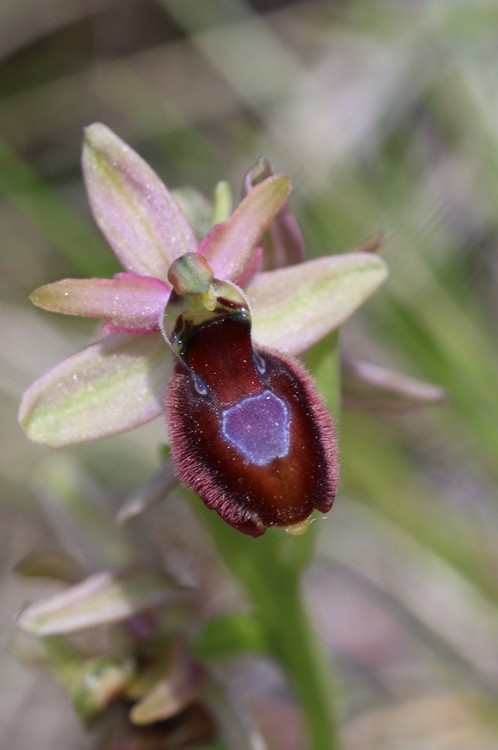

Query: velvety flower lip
[19,123,388,449]
[162,253,338,536]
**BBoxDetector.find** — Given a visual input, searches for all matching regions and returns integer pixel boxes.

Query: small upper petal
[30,273,171,334]
[19,333,172,447]
[247,252,388,355]
[83,124,197,279]
[202,175,292,284]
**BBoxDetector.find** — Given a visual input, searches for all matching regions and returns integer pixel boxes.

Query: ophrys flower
[19,124,387,535]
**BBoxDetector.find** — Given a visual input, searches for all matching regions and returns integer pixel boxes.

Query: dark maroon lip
[166,313,338,537]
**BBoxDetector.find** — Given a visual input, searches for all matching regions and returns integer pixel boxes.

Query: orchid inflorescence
[19,124,387,535]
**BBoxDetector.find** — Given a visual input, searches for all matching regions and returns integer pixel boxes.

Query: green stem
[193,503,339,750]
[262,572,339,750]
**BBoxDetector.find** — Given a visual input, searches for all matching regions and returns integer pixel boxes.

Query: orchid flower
[19,124,387,536]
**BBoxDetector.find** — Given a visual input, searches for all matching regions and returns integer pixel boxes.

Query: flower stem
[193,501,339,750]
[269,574,339,750]
[241,548,339,750]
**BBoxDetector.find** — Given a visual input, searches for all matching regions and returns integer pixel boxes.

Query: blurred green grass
[1,1,498,749]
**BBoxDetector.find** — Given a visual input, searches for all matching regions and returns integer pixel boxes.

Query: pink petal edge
[203,175,292,284]
[30,273,170,334]
[83,123,197,279]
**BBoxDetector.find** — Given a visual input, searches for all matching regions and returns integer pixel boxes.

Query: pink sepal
[203,175,291,284]
[30,272,170,334]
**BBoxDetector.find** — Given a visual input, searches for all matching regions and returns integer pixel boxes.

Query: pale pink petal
[19,333,172,448]
[233,246,264,288]
[17,567,194,636]
[202,175,292,284]
[83,124,197,278]
[30,273,170,334]
[261,207,305,270]
[247,252,388,355]
[117,460,177,523]
[342,356,446,411]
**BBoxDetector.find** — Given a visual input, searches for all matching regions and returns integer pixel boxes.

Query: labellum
[164,254,338,537]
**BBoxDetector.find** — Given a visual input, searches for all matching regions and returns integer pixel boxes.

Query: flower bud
[242,157,305,270]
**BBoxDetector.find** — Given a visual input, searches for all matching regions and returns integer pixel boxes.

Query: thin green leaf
[194,613,268,660]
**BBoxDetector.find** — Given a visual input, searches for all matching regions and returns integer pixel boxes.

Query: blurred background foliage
[2,0,498,748]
